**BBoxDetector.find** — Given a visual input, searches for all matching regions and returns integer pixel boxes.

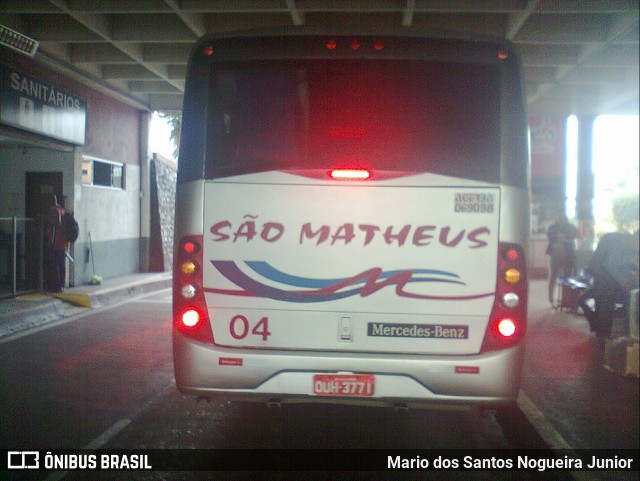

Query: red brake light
[326,39,337,50]
[203,45,214,57]
[330,169,371,180]
[497,318,517,337]
[182,309,200,327]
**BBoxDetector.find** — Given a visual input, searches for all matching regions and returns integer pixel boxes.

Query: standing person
[546,212,578,306]
[580,230,639,338]
[42,193,67,292]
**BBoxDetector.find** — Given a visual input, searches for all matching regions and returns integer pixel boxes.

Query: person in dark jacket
[546,213,577,306]
[42,193,67,292]
[580,230,639,337]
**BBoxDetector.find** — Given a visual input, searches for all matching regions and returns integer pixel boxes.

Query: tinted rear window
[205,60,500,182]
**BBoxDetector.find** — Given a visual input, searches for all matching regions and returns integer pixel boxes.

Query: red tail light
[173,235,214,343]
[480,242,527,352]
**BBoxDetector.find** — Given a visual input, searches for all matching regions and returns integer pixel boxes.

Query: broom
[88,231,102,285]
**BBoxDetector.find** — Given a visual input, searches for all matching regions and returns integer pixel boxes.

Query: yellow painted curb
[50,293,92,308]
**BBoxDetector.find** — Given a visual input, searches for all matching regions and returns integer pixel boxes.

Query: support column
[139,111,152,272]
[575,115,596,261]
[528,115,568,278]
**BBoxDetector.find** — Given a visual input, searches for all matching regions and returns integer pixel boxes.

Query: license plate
[313,374,375,397]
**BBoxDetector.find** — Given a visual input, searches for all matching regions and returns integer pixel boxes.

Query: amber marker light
[181,261,197,275]
[504,268,521,284]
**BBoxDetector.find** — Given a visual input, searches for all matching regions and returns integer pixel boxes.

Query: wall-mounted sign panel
[529,115,565,178]
[0,63,86,145]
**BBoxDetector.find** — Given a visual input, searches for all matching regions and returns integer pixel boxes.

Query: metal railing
[0,217,43,297]
[630,288,639,340]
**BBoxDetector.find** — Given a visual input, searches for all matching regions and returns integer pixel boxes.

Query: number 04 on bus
[173,28,529,410]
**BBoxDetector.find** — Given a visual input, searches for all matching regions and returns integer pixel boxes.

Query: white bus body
[173,30,529,409]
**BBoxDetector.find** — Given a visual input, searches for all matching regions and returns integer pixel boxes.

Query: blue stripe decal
[245,261,461,288]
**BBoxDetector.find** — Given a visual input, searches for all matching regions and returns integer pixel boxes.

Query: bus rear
[173,31,529,409]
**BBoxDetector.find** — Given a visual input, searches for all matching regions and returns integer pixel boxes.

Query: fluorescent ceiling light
[0,24,39,57]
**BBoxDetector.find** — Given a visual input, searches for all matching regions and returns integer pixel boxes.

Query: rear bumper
[173,331,524,408]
